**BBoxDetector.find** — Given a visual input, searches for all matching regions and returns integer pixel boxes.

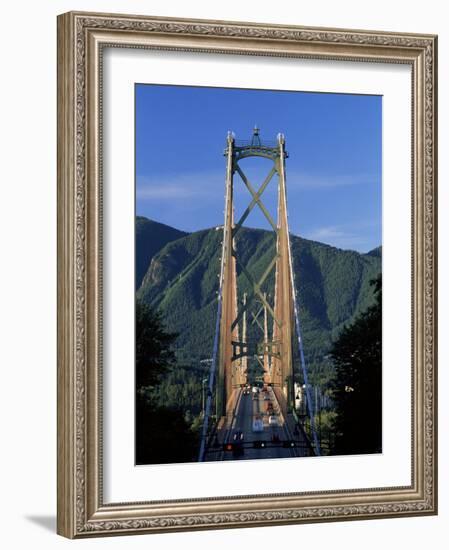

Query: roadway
[219,387,298,461]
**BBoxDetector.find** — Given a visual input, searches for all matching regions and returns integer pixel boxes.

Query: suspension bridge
[199,127,320,462]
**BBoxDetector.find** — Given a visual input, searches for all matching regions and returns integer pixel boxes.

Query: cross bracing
[198,128,320,461]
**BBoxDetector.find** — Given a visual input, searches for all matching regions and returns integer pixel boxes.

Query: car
[233,430,244,442]
[268,415,278,426]
[252,417,264,432]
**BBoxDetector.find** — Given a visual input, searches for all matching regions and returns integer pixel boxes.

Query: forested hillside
[136,217,381,414]
[136,216,188,288]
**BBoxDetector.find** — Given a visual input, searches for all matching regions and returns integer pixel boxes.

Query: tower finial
[251,125,262,146]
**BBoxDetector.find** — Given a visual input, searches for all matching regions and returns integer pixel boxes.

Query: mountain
[137,217,381,384]
[366,246,382,258]
[136,216,188,288]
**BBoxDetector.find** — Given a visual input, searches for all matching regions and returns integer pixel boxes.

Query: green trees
[135,300,198,464]
[137,218,381,385]
[136,216,187,288]
[330,276,382,455]
[136,399,199,465]
[134,216,383,460]
[136,301,177,388]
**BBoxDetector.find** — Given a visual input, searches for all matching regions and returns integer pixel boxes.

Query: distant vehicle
[242,388,250,396]
[263,394,270,401]
[252,417,264,432]
[252,386,259,394]
[268,415,278,426]
[233,431,244,442]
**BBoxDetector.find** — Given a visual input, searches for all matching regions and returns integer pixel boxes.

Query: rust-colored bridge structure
[199,128,320,461]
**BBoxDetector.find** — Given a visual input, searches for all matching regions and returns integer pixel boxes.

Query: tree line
[135,302,199,464]
[136,273,382,463]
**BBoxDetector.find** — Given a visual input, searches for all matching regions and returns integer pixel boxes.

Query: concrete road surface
[220,388,297,461]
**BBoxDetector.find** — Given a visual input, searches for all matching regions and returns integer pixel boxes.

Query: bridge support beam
[216,133,240,418]
[272,134,295,410]
[217,130,295,417]
[202,129,319,459]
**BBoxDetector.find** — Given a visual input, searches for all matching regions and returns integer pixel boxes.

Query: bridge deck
[205,387,310,461]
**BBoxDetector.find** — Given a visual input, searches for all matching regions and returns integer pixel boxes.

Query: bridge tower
[216,128,296,417]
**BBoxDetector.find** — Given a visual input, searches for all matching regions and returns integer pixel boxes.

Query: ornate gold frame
[57,11,438,538]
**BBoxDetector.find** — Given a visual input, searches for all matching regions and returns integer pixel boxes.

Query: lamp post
[201,378,208,418]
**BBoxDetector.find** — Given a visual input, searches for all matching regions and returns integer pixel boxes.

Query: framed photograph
[57,11,438,538]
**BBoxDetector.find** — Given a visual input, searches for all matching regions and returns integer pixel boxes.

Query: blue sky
[136,84,382,252]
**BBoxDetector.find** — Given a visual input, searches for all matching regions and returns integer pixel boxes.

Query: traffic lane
[226,389,295,460]
[240,392,266,460]
[223,390,261,460]
[221,389,251,460]
[246,391,294,459]
[258,391,295,459]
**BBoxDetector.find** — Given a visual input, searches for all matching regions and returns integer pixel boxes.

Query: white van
[268,415,278,427]
[252,417,264,432]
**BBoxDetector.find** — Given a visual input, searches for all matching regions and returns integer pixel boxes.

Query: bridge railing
[290,409,317,456]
